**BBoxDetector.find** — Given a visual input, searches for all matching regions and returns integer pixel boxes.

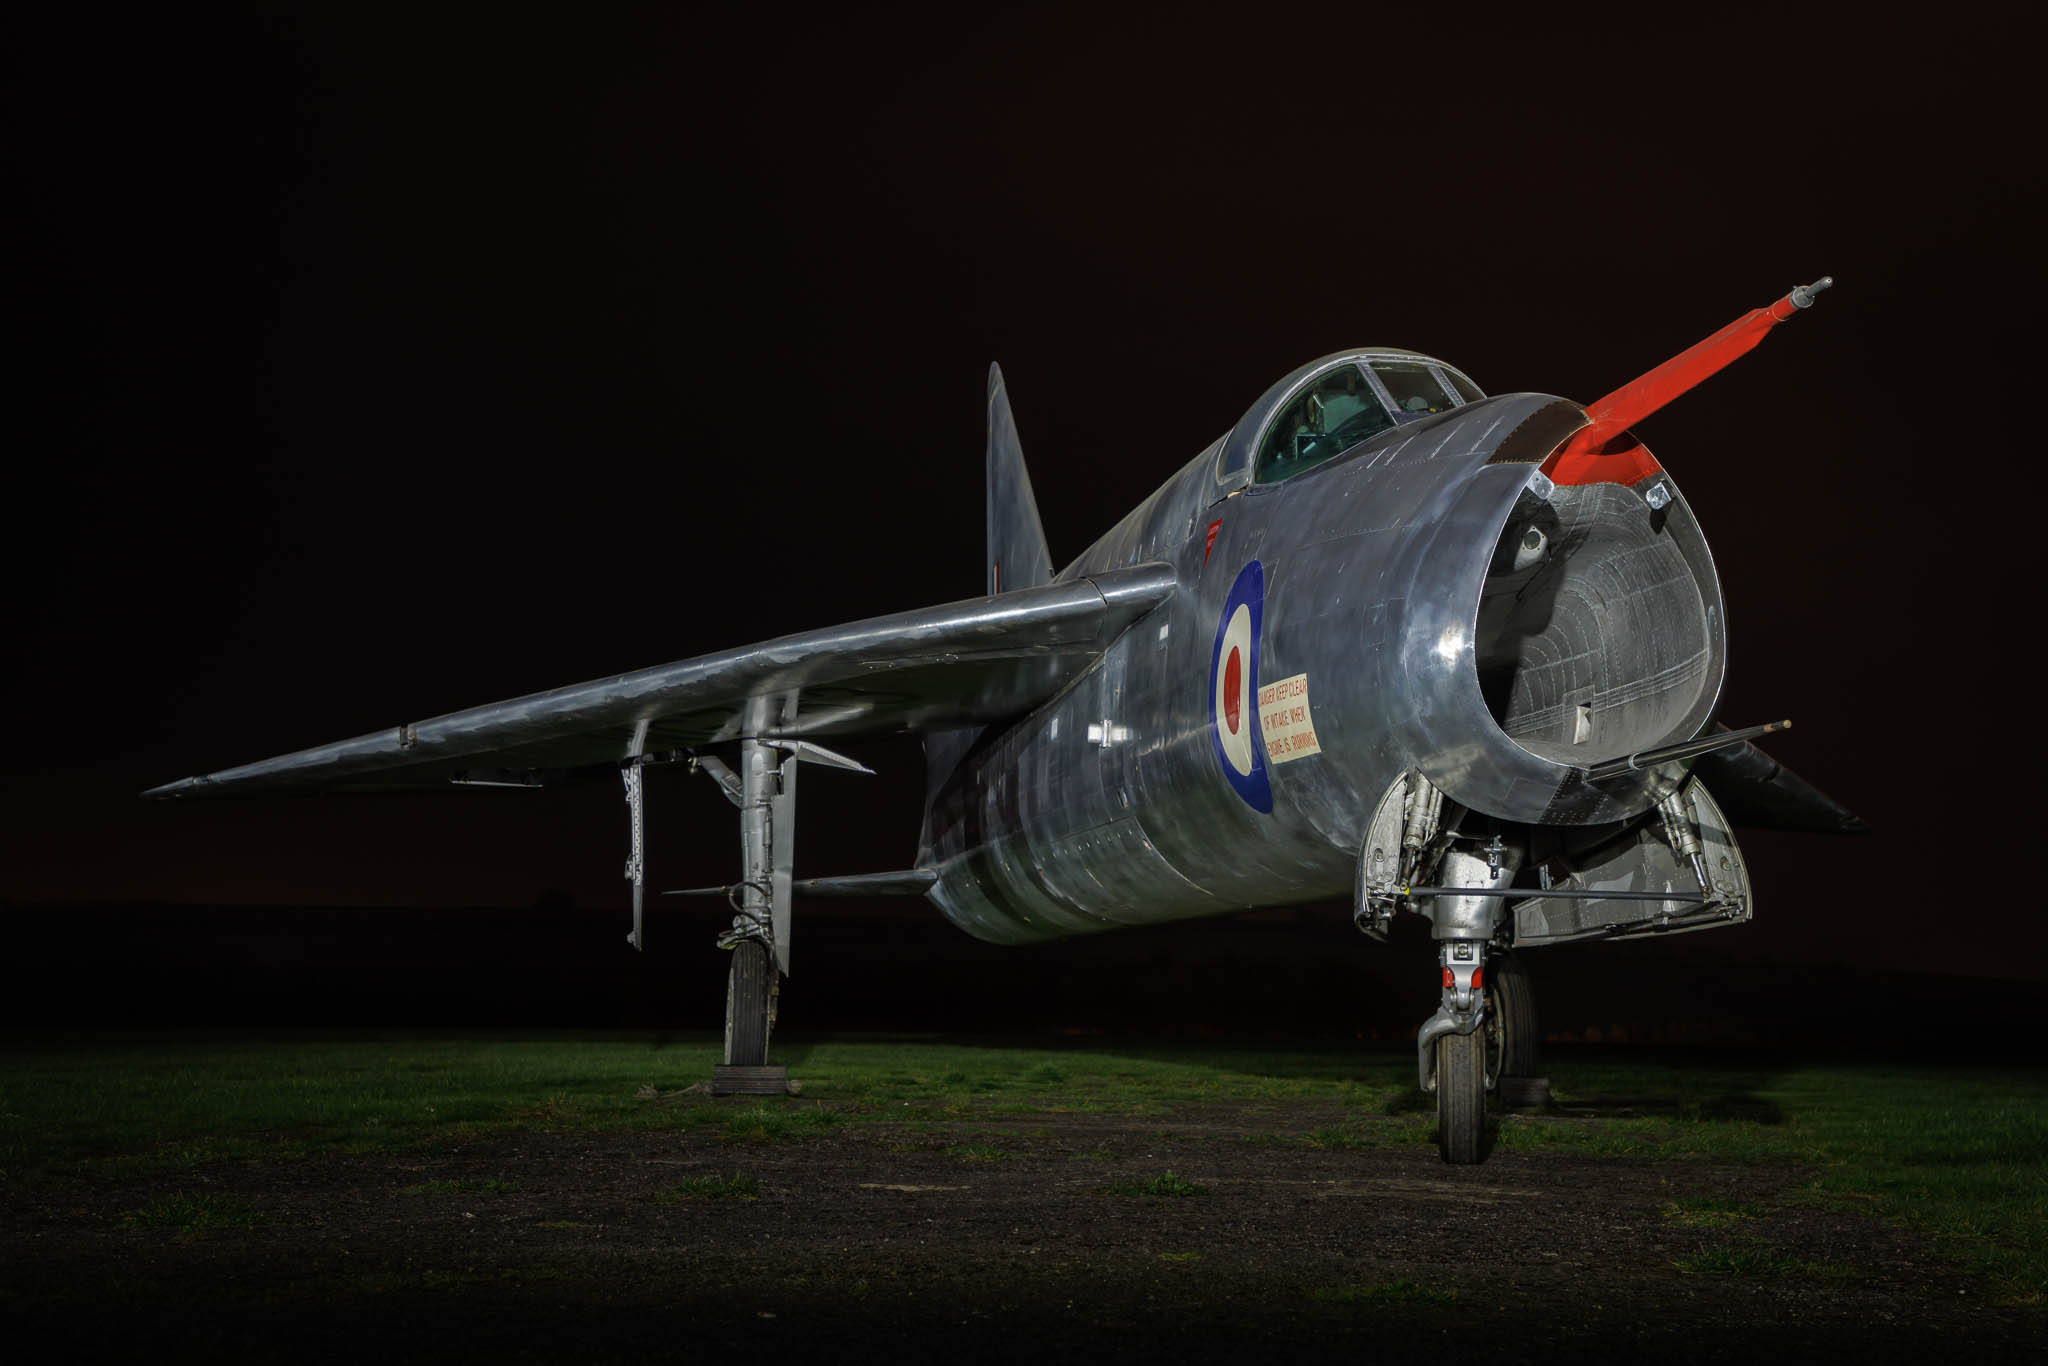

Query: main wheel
[725,941,776,1067]
[1436,1027,1488,1164]
[1488,949,1541,1078]
[1488,950,1549,1107]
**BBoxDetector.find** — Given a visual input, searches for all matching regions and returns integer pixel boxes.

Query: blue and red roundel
[1209,560,1272,813]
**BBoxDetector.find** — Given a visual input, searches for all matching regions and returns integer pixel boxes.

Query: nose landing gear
[1423,939,1491,1163]
[1357,773,1550,1164]
[1419,943,1542,1163]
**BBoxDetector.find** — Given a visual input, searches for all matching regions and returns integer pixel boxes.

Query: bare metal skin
[925,369,1727,945]
[148,283,1859,1161]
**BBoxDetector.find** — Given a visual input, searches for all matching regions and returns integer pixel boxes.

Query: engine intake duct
[1475,478,1723,768]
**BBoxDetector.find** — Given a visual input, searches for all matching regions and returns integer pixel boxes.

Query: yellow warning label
[1259,672,1322,764]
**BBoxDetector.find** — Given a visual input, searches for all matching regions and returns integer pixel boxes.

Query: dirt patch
[2,1099,2031,1362]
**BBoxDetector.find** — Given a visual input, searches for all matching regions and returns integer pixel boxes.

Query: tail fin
[986,363,1053,594]
[920,365,1054,867]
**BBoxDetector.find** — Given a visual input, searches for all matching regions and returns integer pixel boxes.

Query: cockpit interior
[1253,357,1484,484]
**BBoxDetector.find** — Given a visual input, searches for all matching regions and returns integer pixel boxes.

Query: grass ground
[2,1030,2041,1303]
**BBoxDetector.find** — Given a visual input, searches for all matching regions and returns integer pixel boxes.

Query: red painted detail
[1472,968,1483,992]
[1442,966,1454,989]
[1544,435,1663,488]
[1203,519,1222,565]
[1223,648,1243,733]
[1543,283,1820,485]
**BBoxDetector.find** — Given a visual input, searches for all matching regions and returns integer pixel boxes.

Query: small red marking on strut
[1204,520,1222,565]
[992,559,1001,593]
[1442,967,1454,989]
[1472,968,1483,992]
[1223,648,1243,734]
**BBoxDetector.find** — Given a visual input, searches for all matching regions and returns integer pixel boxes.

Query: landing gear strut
[710,730,794,1090]
[1422,938,1493,1164]
[1359,773,1540,1164]
[1419,947,1544,1160]
[641,719,873,1095]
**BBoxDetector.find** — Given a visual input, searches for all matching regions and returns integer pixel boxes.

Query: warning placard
[1258,672,1322,764]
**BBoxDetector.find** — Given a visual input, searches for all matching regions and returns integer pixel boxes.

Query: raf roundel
[1208,560,1273,813]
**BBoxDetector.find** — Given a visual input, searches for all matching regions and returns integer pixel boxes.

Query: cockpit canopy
[1238,352,1486,486]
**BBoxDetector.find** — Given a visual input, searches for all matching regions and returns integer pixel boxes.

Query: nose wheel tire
[1435,1027,1489,1164]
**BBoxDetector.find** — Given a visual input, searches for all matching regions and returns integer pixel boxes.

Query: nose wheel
[1435,1026,1488,1163]
[1427,947,1540,1164]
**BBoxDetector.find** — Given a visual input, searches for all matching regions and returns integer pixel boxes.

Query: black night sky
[4,8,2041,1026]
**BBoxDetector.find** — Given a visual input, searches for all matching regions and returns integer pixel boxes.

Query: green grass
[0,1031,733,1182]
[1510,1059,2048,1303]
[720,1102,841,1143]
[1304,1120,1421,1151]
[2,1032,2042,1303]
[1105,1171,1208,1198]
[121,1193,266,1230]
[0,1032,1385,1186]
[657,1172,759,1202]
[1760,1067,2048,1305]
[1661,1194,1765,1227]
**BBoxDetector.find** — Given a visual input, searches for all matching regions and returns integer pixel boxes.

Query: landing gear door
[1513,774,1751,946]
[1352,770,1413,942]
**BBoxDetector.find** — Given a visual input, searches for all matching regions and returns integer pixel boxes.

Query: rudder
[987,363,1053,594]
[921,364,1055,867]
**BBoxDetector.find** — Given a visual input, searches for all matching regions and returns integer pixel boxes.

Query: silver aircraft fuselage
[142,279,1849,1155]
[921,353,1725,944]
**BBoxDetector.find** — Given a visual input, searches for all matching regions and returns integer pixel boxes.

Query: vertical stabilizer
[987,364,1053,594]
[921,365,1054,866]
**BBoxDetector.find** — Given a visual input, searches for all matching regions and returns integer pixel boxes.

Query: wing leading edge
[145,563,1177,799]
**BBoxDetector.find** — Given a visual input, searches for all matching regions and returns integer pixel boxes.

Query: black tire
[1436,1028,1489,1164]
[726,942,775,1067]
[1488,949,1542,1082]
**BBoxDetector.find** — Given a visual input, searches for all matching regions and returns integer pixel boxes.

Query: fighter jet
[147,278,1863,1163]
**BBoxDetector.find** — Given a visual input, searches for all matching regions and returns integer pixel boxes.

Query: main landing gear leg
[713,729,797,1095]
[675,720,869,1096]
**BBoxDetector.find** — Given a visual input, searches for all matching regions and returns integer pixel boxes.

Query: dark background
[4,7,2040,1034]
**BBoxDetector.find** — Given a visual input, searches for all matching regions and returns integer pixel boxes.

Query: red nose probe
[1543,276,1833,487]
